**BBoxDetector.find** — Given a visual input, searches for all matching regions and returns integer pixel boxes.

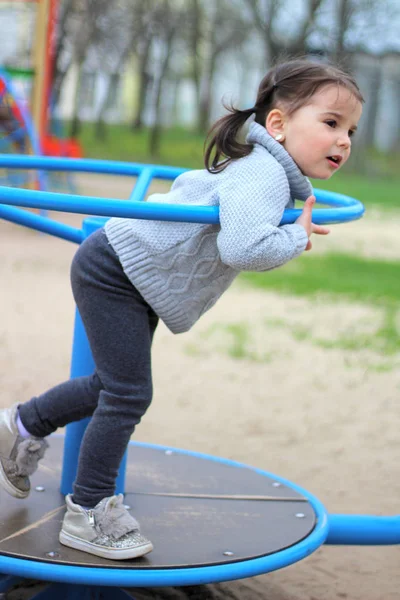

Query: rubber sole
[59,530,154,560]
[0,460,29,499]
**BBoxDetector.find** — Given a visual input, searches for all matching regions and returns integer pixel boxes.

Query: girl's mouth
[327,155,342,169]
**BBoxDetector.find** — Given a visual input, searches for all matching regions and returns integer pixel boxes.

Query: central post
[60,217,127,496]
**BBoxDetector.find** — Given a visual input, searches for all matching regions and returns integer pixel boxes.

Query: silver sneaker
[0,405,49,499]
[59,493,154,560]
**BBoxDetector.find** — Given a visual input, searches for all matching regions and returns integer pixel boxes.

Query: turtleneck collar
[246,121,313,201]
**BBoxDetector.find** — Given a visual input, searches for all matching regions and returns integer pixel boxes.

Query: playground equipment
[0,0,82,193]
[0,68,47,191]
[0,0,59,143]
[0,67,80,195]
[0,154,398,600]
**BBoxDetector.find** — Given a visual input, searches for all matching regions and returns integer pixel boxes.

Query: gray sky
[277,0,400,54]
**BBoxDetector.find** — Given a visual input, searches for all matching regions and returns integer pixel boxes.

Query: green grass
[188,256,400,365]
[185,253,400,367]
[265,305,400,357]
[315,306,400,356]
[239,252,400,307]
[186,308,400,367]
[79,124,205,169]
[186,322,274,363]
[311,173,400,212]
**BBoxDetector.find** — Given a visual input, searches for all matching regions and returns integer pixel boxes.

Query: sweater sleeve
[216,159,308,272]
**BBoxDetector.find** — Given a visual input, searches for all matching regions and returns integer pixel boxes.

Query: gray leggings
[18,229,158,507]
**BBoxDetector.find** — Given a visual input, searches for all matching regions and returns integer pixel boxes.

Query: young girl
[0,59,363,560]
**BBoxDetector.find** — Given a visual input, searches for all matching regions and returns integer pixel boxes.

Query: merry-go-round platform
[0,433,325,598]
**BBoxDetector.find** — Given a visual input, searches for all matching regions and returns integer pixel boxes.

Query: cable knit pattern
[105,122,312,334]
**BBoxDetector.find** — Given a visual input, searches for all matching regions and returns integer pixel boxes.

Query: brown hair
[204,58,364,173]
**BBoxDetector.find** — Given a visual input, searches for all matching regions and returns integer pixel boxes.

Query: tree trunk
[52,57,73,109]
[333,0,352,68]
[170,76,181,125]
[189,0,202,113]
[95,46,130,140]
[197,6,217,134]
[149,11,176,156]
[390,78,400,152]
[51,0,74,109]
[363,62,382,148]
[131,39,152,130]
[94,72,120,141]
[69,62,84,138]
[149,49,171,156]
[198,44,217,134]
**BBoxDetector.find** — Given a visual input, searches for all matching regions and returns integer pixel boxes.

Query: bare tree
[391,76,400,152]
[332,0,354,67]
[52,0,75,108]
[148,0,184,155]
[362,60,383,147]
[52,0,399,165]
[244,0,325,64]
[93,1,134,139]
[196,0,251,132]
[94,46,131,140]
[186,0,203,114]
[127,0,161,131]
[68,0,113,137]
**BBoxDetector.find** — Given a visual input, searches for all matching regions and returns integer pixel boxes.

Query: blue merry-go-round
[0,154,398,600]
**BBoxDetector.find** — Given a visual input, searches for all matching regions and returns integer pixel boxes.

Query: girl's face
[266,85,363,180]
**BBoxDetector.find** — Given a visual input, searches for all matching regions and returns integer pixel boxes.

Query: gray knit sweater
[105,122,312,334]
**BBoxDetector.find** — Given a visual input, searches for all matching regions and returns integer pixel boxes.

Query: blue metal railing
[0,154,365,246]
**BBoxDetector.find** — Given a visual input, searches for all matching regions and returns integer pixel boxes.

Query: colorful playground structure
[0,0,82,192]
[0,152,398,599]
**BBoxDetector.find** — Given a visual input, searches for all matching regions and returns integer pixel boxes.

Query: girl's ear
[265,109,286,141]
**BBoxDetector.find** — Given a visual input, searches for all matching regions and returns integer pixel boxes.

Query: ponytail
[204,106,254,173]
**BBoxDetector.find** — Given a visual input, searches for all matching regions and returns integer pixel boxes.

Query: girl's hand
[295,195,330,251]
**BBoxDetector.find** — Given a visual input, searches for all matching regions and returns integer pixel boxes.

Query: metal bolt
[46,551,61,558]
[35,486,45,492]
[272,482,281,487]
[165,450,173,455]
[223,551,234,556]
[295,513,305,518]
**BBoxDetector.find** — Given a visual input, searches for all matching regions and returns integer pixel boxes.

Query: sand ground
[1,173,399,599]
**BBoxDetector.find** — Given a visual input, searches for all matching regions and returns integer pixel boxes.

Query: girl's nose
[338,133,351,149]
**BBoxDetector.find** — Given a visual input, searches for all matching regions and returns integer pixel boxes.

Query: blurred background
[0,0,399,177]
[0,5,399,598]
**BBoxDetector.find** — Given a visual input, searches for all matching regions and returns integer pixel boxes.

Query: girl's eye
[349,130,356,138]
[325,120,337,128]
